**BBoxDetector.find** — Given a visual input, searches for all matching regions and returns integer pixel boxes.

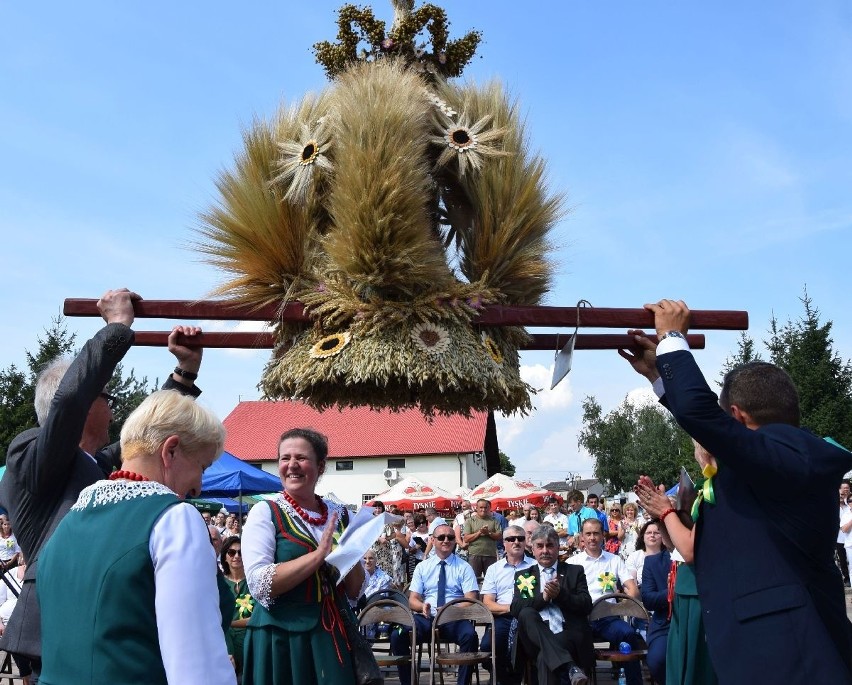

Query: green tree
[498,450,516,477]
[717,331,763,386]
[765,290,852,447]
[578,396,695,493]
[0,317,152,461]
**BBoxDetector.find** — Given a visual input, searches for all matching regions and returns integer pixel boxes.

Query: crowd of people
[0,289,850,685]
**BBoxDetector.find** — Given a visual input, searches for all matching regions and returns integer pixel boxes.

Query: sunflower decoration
[411,322,451,355]
[598,571,618,593]
[196,1,562,417]
[431,111,510,177]
[309,332,351,359]
[516,573,537,599]
[271,115,333,203]
[481,332,504,365]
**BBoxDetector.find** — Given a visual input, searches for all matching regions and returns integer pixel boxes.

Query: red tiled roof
[223,401,488,461]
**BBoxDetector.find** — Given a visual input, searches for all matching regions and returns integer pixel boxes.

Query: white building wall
[252,453,489,507]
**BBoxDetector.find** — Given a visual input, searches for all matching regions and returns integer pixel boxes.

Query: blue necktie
[437,560,447,607]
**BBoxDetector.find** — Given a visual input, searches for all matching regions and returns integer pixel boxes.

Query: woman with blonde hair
[37,390,235,685]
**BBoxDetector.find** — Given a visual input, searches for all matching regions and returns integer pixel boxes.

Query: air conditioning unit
[383,468,399,480]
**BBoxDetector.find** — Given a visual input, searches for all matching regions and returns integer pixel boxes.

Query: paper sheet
[326,508,403,579]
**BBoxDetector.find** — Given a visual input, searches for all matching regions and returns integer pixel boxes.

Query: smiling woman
[240,427,366,685]
[36,390,234,685]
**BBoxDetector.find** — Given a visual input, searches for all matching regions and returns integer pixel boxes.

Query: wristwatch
[659,331,686,341]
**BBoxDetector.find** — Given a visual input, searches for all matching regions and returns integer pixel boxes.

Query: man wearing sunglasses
[0,288,205,675]
[480,525,535,685]
[390,524,479,685]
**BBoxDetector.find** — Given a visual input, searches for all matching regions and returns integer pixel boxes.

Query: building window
[362,494,378,505]
[387,458,406,469]
[336,460,354,471]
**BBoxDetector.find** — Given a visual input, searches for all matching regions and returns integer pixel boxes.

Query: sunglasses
[226,548,242,557]
[504,536,525,543]
[99,392,118,408]
[434,534,456,542]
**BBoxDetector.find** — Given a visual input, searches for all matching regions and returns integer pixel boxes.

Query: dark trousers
[515,607,594,685]
[646,630,667,685]
[836,543,850,584]
[390,613,478,685]
[469,554,497,578]
[591,617,642,685]
[481,614,522,685]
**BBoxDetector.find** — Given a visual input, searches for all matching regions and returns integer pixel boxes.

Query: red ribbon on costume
[320,588,350,664]
[666,560,679,621]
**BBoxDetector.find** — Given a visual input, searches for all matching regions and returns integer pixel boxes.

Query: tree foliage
[718,331,763,386]
[765,290,852,448]
[0,317,152,462]
[498,450,516,477]
[578,396,695,493]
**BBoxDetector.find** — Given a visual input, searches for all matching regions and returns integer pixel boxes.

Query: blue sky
[2,1,850,487]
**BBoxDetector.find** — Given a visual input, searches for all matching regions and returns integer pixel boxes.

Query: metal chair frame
[588,592,651,685]
[359,598,418,685]
[429,597,495,685]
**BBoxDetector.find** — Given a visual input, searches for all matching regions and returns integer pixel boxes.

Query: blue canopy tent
[201,451,281,498]
[206,497,249,514]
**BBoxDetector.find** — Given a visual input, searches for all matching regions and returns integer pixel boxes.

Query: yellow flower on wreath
[309,331,351,359]
[481,333,503,364]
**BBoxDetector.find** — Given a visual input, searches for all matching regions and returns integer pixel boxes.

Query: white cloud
[520,363,574,411]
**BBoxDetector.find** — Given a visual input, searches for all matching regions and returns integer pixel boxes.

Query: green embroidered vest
[37,481,181,685]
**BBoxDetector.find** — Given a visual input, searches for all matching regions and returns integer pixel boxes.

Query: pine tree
[766,289,852,447]
[718,331,763,386]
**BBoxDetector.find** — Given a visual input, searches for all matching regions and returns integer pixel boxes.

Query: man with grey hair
[511,526,593,685]
[480,524,535,685]
[0,288,204,673]
[522,519,541,557]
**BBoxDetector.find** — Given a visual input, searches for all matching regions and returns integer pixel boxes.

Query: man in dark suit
[510,526,594,685]
[0,288,204,674]
[621,298,852,683]
[639,548,671,685]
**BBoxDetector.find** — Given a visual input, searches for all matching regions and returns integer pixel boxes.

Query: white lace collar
[71,480,176,510]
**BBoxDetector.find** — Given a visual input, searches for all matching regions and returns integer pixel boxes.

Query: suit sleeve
[640,554,669,613]
[24,323,133,494]
[553,565,592,617]
[657,350,809,488]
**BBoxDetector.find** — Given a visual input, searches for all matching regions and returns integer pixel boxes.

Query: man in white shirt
[839,481,851,588]
[390,524,479,685]
[543,499,571,553]
[568,518,642,685]
[480,525,535,685]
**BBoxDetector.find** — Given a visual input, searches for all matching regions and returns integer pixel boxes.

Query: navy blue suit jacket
[658,350,852,683]
[639,550,671,647]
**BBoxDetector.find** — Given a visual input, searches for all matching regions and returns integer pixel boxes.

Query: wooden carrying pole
[130,331,707,350]
[64,298,748,330]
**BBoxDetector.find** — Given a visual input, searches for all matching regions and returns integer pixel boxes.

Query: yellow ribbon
[598,571,617,593]
[235,594,255,619]
[691,463,717,521]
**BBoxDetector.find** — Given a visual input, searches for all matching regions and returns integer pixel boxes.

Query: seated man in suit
[510,526,594,685]
[567,517,643,685]
[480,524,536,685]
[390,524,479,685]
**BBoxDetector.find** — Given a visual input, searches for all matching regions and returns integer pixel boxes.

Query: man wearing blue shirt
[390,524,479,685]
[481,525,535,685]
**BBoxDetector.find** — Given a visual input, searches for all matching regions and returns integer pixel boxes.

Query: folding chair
[588,592,651,684]
[430,597,495,685]
[359,598,418,684]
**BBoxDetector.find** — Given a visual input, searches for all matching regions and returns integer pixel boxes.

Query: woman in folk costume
[37,390,235,685]
[240,428,365,685]
[635,441,718,685]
